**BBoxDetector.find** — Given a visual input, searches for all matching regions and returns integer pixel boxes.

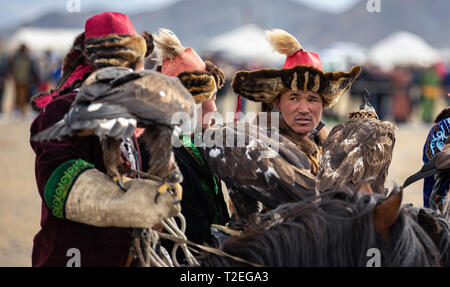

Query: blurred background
[0,0,449,266]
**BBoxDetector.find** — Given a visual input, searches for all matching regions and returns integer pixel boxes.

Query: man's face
[274,89,323,136]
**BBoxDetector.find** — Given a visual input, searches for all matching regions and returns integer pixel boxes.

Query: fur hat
[154,29,225,104]
[232,29,361,110]
[83,11,152,69]
[31,12,154,111]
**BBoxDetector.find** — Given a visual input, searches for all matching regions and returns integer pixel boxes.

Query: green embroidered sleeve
[44,159,94,219]
[180,134,221,223]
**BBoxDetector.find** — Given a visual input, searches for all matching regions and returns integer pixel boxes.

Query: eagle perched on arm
[317,90,396,195]
[198,121,317,224]
[31,66,195,198]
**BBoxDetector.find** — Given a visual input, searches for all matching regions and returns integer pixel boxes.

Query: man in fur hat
[232,29,361,175]
[152,29,230,247]
[29,12,162,267]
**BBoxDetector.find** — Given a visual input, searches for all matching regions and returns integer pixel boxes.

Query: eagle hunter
[317,90,397,195]
[31,66,195,200]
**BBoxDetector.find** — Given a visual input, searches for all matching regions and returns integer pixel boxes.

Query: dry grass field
[0,115,430,266]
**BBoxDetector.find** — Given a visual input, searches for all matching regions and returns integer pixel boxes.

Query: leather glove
[65,168,181,228]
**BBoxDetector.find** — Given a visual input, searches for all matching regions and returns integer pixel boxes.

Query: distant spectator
[391,66,413,123]
[8,44,39,116]
[421,64,442,123]
[37,50,59,93]
[0,44,8,113]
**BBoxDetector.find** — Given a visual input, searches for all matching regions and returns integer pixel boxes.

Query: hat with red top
[232,29,361,111]
[83,11,152,69]
[153,29,225,104]
[85,11,137,38]
[32,11,153,110]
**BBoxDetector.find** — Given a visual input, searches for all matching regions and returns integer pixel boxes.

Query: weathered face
[275,89,323,136]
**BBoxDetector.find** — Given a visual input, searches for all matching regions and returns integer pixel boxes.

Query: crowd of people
[1,43,449,124]
[1,11,448,267]
[0,43,61,118]
[349,62,450,124]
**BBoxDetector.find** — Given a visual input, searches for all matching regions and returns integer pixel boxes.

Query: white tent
[205,24,285,66]
[6,27,82,55]
[319,42,367,71]
[367,31,441,70]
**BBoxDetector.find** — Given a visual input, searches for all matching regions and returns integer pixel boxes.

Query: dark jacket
[173,142,230,245]
[30,92,133,267]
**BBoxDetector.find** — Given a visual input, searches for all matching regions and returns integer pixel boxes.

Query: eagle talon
[154,183,183,203]
[112,175,131,191]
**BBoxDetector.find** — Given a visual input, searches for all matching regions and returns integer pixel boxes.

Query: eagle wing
[318,118,396,194]
[200,122,317,219]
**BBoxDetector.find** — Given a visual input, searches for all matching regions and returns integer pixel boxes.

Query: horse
[404,204,450,266]
[200,186,444,267]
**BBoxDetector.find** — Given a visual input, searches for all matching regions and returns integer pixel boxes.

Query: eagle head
[349,89,379,120]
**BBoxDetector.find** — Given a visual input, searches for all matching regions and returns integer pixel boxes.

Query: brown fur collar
[232,65,361,108]
[278,117,323,175]
[176,60,225,104]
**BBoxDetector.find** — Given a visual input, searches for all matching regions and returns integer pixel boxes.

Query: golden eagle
[317,90,396,195]
[198,121,317,224]
[31,66,195,199]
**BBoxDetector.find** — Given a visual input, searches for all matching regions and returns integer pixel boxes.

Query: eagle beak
[155,182,183,204]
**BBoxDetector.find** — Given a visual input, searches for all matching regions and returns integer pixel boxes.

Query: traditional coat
[153,29,229,246]
[29,11,150,267]
[30,91,141,266]
[174,135,230,244]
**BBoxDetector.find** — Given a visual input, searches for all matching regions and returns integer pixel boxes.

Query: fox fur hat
[153,28,225,104]
[232,29,361,111]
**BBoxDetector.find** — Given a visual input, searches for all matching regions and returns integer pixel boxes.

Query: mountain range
[4,0,449,51]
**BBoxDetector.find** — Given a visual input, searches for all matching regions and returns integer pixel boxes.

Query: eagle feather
[266,29,302,57]
[153,28,185,60]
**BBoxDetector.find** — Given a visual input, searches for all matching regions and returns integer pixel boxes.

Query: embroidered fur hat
[153,29,225,104]
[83,11,153,69]
[31,11,154,111]
[232,29,361,111]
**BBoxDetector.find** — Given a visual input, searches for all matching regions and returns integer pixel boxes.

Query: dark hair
[201,188,442,267]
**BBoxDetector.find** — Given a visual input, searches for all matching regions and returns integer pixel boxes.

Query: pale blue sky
[0,0,361,29]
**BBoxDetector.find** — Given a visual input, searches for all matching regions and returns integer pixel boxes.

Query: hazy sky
[0,0,362,29]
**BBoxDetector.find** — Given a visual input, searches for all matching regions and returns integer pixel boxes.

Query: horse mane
[201,187,441,267]
[404,204,450,266]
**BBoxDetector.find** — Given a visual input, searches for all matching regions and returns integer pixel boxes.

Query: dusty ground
[0,117,41,267]
[0,114,429,267]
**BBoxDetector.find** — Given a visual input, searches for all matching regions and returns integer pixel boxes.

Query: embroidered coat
[173,135,230,245]
[30,91,140,266]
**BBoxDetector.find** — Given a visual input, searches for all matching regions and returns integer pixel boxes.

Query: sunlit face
[274,89,323,136]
